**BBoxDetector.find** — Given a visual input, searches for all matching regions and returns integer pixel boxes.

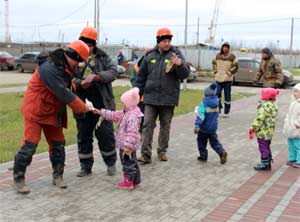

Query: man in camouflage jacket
[253,47,284,88]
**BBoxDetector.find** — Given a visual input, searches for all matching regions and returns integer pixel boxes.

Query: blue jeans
[288,138,300,164]
[216,81,232,114]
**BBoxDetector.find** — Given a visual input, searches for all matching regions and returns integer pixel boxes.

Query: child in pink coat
[95,87,143,189]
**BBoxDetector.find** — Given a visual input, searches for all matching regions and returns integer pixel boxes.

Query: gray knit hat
[205,82,217,96]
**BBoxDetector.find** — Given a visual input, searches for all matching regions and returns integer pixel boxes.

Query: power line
[4,17,300,29]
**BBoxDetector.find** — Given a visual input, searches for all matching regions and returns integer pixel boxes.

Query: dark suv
[15,52,40,73]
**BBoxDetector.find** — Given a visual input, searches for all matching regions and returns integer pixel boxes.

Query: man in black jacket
[135,27,189,163]
[73,27,118,177]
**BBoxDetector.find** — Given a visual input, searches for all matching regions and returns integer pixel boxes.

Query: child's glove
[194,127,199,134]
[248,128,255,140]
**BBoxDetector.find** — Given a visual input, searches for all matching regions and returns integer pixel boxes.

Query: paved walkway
[0,89,299,222]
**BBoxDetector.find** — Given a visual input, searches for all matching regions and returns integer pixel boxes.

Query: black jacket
[73,47,118,110]
[135,45,189,106]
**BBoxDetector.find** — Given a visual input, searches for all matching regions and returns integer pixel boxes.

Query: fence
[178,47,300,70]
[1,42,299,70]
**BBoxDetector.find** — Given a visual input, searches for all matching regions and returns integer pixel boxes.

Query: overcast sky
[0,0,299,49]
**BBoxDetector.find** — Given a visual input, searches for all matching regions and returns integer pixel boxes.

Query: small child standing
[194,82,228,164]
[95,87,143,189]
[250,88,280,171]
[283,83,300,168]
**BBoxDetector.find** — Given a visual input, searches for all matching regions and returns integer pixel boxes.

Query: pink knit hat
[261,88,280,101]
[120,87,140,108]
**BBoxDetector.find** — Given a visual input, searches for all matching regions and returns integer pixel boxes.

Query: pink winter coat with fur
[101,106,143,151]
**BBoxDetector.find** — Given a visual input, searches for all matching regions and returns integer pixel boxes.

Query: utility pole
[196,16,200,46]
[94,0,100,45]
[94,0,97,28]
[289,17,294,69]
[183,0,188,90]
[96,0,100,44]
[4,0,11,42]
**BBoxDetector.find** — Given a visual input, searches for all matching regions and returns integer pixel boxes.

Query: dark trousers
[141,105,175,159]
[216,81,232,114]
[119,150,141,184]
[197,131,224,160]
[14,119,65,174]
[76,112,116,170]
[257,138,272,158]
[138,102,145,132]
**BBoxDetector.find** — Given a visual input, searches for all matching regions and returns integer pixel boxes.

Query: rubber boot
[254,157,271,171]
[116,174,134,189]
[77,168,92,177]
[52,164,67,189]
[13,171,30,194]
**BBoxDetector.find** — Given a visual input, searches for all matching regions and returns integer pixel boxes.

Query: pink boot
[116,174,134,189]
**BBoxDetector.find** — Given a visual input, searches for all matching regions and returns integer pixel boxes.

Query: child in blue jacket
[194,82,228,164]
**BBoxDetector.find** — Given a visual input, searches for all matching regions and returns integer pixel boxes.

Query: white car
[187,63,199,81]
[117,65,126,75]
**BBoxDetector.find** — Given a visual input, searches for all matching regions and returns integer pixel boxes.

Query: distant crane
[4,0,11,42]
[207,0,221,45]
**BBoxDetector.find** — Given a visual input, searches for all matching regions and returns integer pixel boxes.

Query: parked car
[234,57,294,88]
[187,63,199,81]
[0,51,15,71]
[117,65,126,75]
[15,52,40,73]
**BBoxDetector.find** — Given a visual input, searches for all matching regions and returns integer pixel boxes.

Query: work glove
[166,61,175,73]
[85,98,95,112]
[81,74,101,89]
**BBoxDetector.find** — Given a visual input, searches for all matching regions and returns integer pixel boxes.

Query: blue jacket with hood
[194,96,219,133]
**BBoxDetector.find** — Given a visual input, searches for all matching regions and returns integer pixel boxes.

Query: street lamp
[183,0,188,90]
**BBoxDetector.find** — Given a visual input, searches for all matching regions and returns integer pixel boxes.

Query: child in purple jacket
[95,87,143,189]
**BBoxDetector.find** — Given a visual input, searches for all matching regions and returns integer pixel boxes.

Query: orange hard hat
[80,27,98,41]
[156,27,173,37]
[67,40,90,62]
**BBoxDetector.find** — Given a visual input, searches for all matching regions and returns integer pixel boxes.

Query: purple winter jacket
[101,106,143,151]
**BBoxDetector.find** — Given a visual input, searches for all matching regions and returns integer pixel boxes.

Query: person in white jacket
[283,83,300,168]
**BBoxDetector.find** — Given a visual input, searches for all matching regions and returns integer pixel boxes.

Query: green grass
[0,86,252,163]
[283,67,300,76]
[0,83,28,88]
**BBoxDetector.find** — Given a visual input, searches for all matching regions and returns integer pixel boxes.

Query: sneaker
[158,153,168,161]
[107,165,116,176]
[286,160,296,166]
[197,156,207,162]
[220,151,228,164]
[292,163,300,168]
[137,156,152,164]
[223,113,229,118]
[76,169,92,177]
